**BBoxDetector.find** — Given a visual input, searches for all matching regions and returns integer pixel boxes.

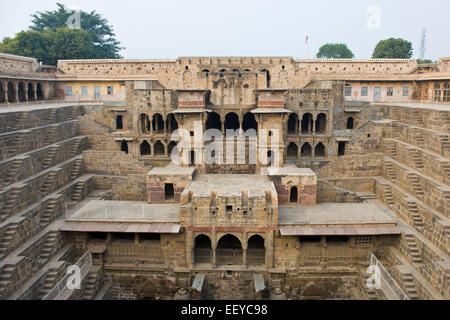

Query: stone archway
[217,234,243,265]
[194,235,212,264]
[247,235,265,266]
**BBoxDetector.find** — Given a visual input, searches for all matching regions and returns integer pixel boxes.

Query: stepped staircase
[40,199,58,227]
[412,128,425,147]
[359,268,379,300]
[83,268,101,300]
[44,126,57,145]
[41,171,57,194]
[69,138,82,157]
[38,268,61,300]
[42,146,58,169]
[411,110,424,126]
[70,107,78,120]
[442,162,450,182]
[391,123,402,139]
[382,185,395,208]
[39,232,59,265]
[70,158,83,179]
[0,189,21,221]
[11,113,28,131]
[407,202,424,232]
[0,265,15,298]
[7,133,26,158]
[94,120,115,134]
[0,224,19,258]
[409,149,424,169]
[406,173,425,198]
[69,121,78,137]
[71,181,86,201]
[3,159,24,185]
[404,234,423,264]
[401,272,420,300]
[45,109,57,125]
[386,141,397,158]
[390,107,401,121]
[384,161,397,182]
[441,136,450,153]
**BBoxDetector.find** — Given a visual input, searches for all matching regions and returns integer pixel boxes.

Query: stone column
[265,231,274,268]
[242,231,248,268]
[14,83,19,103]
[212,232,217,268]
[187,231,194,269]
[33,83,37,101]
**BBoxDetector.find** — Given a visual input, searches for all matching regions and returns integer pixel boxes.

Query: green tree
[372,38,413,59]
[417,59,433,64]
[0,28,96,65]
[317,43,355,59]
[30,2,122,59]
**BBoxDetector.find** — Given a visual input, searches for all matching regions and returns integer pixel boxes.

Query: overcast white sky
[0,0,449,60]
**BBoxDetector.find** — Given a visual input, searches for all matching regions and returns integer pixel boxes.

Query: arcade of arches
[193,234,267,267]
[0,80,45,103]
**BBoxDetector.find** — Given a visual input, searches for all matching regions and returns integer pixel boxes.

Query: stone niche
[146,164,195,203]
[267,166,317,205]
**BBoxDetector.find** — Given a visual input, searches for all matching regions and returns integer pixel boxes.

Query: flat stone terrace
[279,202,397,226]
[374,102,450,112]
[183,174,276,198]
[0,102,102,113]
[66,200,180,223]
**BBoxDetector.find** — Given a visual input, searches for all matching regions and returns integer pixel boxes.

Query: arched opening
[247,235,265,266]
[261,69,270,88]
[315,113,327,134]
[140,141,151,156]
[154,141,165,156]
[434,84,441,101]
[301,143,312,158]
[301,113,313,134]
[338,141,347,156]
[18,83,26,102]
[315,142,325,158]
[287,143,298,159]
[444,83,450,102]
[242,112,258,132]
[166,114,178,133]
[219,69,227,78]
[202,69,210,78]
[116,115,123,130]
[168,141,177,157]
[165,183,174,200]
[225,112,239,133]
[190,150,196,166]
[139,114,151,134]
[27,83,34,101]
[267,150,274,166]
[194,235,212,264]
[217,235,243,265]
[206,112,221,131]
[0,85,5,103]
[36,83,43,100]
[152,114,164,133]
[121,140,129,154]
[290,187,298,203]
[7,82,16,103]
[347,117,354,130]
[287,113,299,134]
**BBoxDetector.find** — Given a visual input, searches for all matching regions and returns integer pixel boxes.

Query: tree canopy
[0,3,122,65]
[317,43,355,59]
[372,38,413,59]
